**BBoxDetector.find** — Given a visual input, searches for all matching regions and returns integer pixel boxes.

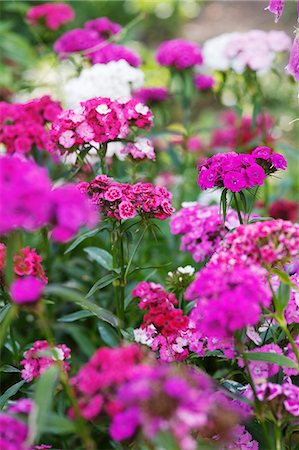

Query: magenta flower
[54,28,99,55]
[265,0,285,22]
[0,414,31,449]
[118,201,136,220]
[156,39,203,70]
[223,171,247,192]
[84,17,121,38]
[186,264,271,339]
[89,43,141,67]
[26,2,75,30]
[133,87,169,105]
[50,184,98,243]
[197,148,287,192]
[10,276,44,305]
[0,155,53,234]
[194,73,215,91]
[286,36,299,81]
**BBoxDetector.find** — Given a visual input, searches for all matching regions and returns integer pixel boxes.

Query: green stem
[281,324,299,370]
[246,186,259,223]
[274,423,282,450]
[37,305,94,449]
[0,305,17,352]
[233,192,243,225]
[263,178,269,213]
[111,226,125,325]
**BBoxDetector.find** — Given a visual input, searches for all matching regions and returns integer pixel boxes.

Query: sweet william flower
[194,74,215,91]
[26,2,75,30]
[10,276,44,305]
[156,39,203,70]
[265,0,284,22]
[84,17,121,38]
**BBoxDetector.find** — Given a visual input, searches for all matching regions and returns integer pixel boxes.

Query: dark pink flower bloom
[251,146,271,159]
[54,28,99,55]
[269,199,298,221]
[223,171,247,192]
[27,2,74,30]
[0,414,31,449]
[50,184,98,243]
[84,17,121,38]
[194,73,215,91]
[246,163,266,187]
[133,87,169,104]
[118,201,136,220]
[156,39,203,70]
[89,43,141,67]
[10,276,44,304]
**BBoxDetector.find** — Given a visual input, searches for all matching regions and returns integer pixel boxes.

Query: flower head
[27,2,74,30]
[156,39,203,70]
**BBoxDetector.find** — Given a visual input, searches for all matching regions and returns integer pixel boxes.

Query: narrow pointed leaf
[84,247,113,270]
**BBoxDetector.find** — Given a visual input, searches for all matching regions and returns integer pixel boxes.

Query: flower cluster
[132,282,191,361]
[210,110,275,151]
[71,344,243,450]
[121,137,156,161]
[186,264,271,339]
[53,16,141,67]
[194,73,215,91]
[79,175,174,221]
[170,203,240,262]
[0,155,98,241]
[211,219,299,269]
[133,86,169,105]
[63,60,144,108]
[21,340,71,382]
[198,147,287,192]
[70,344,144,420]
[0,413,32,450]
[156,38,203,70]
[51,97,153,152]
[247,381,299,417]
[26,2,75,30]
[203,30,291,73]
[220,425,258,450]
[266,0,288,23]
[0,96,62,156]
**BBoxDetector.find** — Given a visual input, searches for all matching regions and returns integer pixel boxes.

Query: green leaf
[245,352,298,369]
[58,310,94,322]
[220,188,228,222]
[98,322,120,347]
[86,273,120,298]
[248,217,274,223]
[272,269,297,288]
[45,284,118,327]
[153,432,180,450]
[28,365,59,443]
[64,228,100,254]
[239,191,247,214]
[84,247,113,270]
[43,413,76,435]
[0,379,26,409]
[60,324,96,358]
[0,364,20,373]
[0,304,11,323]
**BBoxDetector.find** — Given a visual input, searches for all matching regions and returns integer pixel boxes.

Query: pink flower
[133,87,169,105]
[223,171,247,192]
[271,153,287,169]
[21,340,71,382]
[89,43,141,67]
[265,0,284,22]
[186,136,203,152]
[251,146,271,159]
[186,264,271,339]
[104,186,123,202]
[156,39,203,70]
[118,201,136,220]
[10,276,44,304]
[50,184,98,243]
[0,414,31,449]
[58,130,76,148]
[286,36,299,81]
[194,74,215,91]
[246,163,266,187]
[54,28,99,55]
[27,2,74,30]
[84,17,121,38]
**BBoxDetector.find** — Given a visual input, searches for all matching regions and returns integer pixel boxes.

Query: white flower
[95,104,111,115]
[135,103,149,115]
[133,326,155,346]
[63,60,144,108]
[177,265,195,276]
[203,33,237,71]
